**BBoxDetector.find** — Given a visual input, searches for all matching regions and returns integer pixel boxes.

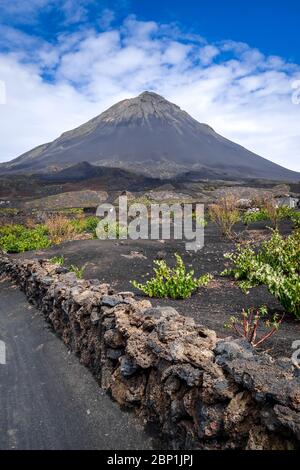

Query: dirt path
[0,280,154,450]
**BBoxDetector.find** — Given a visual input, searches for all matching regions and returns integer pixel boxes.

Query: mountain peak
[1,92,299,182]
[98,90,181,126]
[137,91,165,100]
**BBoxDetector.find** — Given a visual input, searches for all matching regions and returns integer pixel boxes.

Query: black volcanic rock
[39,161,162,191]
[1,91,299,181]
[41,161,139,182]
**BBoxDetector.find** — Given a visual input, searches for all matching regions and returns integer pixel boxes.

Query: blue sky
[0,0,299,170]
[134,1,300,63]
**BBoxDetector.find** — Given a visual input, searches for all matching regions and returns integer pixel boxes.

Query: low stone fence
[0,256,299,449]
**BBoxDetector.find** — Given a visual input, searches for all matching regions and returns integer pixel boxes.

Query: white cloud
[162,42,192,66]
[0,0,50,17]
[199,45,219,65]
[0,17,300,172]
[0,0,95,24]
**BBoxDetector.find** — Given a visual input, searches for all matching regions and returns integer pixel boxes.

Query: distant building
[276,196,299,209]
[237,198,252,209]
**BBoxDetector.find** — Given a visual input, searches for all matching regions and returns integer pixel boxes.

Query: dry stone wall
[0,256,299,450]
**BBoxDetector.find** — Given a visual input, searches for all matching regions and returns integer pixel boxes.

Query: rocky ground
[12,219,300,359]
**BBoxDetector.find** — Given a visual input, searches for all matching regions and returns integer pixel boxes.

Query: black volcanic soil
[14,220,300,359]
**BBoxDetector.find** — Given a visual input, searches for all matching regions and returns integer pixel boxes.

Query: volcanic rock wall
[0,256,299,450]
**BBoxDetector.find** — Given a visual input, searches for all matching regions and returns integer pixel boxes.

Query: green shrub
[291,211,300,229]
[96,221,128,239]
[243,206,295,227]
[243,209,269,226]
[132,254,213,299]
[261,199,294,229]
[0,224,50,253]
[50,255,65,266]
[277,206,295,219]
[222,230,300,317]
[0,208,19,216]
[70,216,99,233]
[84,216,99,232]
[191,212,208,227]
[69,263,86,279]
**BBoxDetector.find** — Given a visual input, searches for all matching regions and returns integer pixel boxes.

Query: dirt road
[0,280,153,450]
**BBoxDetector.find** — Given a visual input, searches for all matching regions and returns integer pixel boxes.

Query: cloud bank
[0,12,300,171]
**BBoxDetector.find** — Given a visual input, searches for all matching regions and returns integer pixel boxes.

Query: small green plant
[70,216,99,233]
[224,306,283,347]
[245,196,296,229]
[96,221,128,239]
[69,263,87,279]
[290,211,300,229]
[0,224,51,253]
[222,230,300,317]
[50,255,65,266]
[191,212,208,228]
[131,254,213,299]
[0,208,19,216]
[243,209,269,226]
